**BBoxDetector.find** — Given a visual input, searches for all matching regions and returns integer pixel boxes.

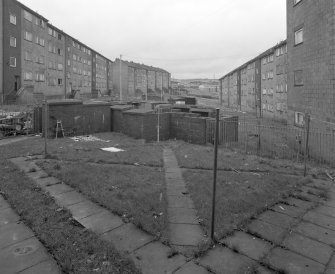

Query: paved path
[199,179,335,274]
[9,155,335,274]
[0,195,62,274]
[163,149,205,253]
[10,156,210,274]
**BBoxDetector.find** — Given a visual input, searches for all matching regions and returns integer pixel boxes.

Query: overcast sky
[20,0,286,79]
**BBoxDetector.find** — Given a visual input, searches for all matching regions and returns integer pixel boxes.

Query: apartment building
[219,41,287,120]
[287,0,335,128]
[112,59,171,101]
[0,0,171,104]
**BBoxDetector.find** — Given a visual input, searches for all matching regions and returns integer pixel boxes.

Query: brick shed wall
[170,112,207,144]
[45,100,111,137]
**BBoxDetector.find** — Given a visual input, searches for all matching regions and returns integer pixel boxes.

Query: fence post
[304,114,311,177]
[257,118,261,156]
[44,100,48,157]
[210,108,220,242]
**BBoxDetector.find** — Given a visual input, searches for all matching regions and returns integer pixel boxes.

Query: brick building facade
[219,41,288,120]
[287,0,335,127]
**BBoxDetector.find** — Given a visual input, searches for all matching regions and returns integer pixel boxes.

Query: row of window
[72,41,91,55]
[48,43,63,55]
[48,61,63,71]
[24,31,45,47]
[276,45,287,56]
[262,54,274,65]
[262,71,274,80]
[48,27,63,40]
[72,54,92,65]
[96,64,107,72]
[263,103,286,112]
[23,71,45,82]
[72,67,92,76]
[48,78,63,86]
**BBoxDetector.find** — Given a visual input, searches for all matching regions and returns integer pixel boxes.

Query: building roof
[219,40,287,80]
[116,59,170,74]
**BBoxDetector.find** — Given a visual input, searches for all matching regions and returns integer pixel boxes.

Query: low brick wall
[43,100,111,137]
[122,109,170,141]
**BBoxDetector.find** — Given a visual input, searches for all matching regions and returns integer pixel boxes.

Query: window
[35,73,45,82]
[37,56,45,64]
[25,51,32,61]
[262,89,267,95]
[67,60,71,66]
[48,43,53,52]
[35,18,45,28]
[294,70,303,86]
[58,63,63,71]
[10,36,16,47]
[294,28,303,45]
[58,33,62,40]
[58,79,63,86]
[24,72,33,80]
[39,38,45,47]
[295,112,304,126]
[24,31,33,42]
[48,27,53,36]
[10,14,16,25]
[294,0,302,5]
[73,54,77,61]
[9,57,16,67]
[57,48,63,56]
[24,10,33,22]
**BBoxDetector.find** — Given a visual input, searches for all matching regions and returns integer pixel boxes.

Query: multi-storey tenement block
[112,59,171,101]
[287,0,335,127]
[0,0,171,104]
[219,41,287,120]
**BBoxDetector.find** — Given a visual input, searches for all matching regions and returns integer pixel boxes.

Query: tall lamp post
[119,55,122,101]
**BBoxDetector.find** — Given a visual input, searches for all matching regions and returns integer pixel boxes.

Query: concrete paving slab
[132,241,186,274]
[166,185,188,195]
[174,262,210,274]
[199,246,254,274]
[0,208,20,226]
[285,197,314,209]
[19,259,62,274]
[44,183,73,196]
[272,203,306,218]
[78,210,123,235]
[324,200,335,209]
[221,231,272,261]
[294,222,335,245]
[267,247,325,274]
[165,178,185,186]
[303,210,335,231]
[168,208,199,224]
[247,220,286,244]
[312,205,335,218]
[328,253,335,269]
[67,200,104,221]
[169,224,204,246]
[101,223,154,253]
[26,170,49,180]
[308,179,333,189]
[0,223,34,249]
[35,177,61,187]
[324,268,335,274]
[282,232,333,265]
[0,196,10,211]
[0,237,50,274]
[168,195,195,209]
[54,191,86,207]
[258,210,298,229]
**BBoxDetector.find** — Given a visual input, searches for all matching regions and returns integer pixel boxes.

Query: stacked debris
[0,111,33,138]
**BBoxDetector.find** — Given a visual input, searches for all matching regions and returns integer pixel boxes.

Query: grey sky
[20,0,286,79]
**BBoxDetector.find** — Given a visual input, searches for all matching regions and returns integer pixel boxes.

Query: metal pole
[210,108,220,242]
[157,108,160,142]
[304,114,311,177]
[257,118,261,156]
[119,55,122,101]
[44,100,48,157]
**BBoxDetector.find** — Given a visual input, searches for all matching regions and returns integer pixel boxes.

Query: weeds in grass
[54,163,61,170]
[193,239,213,258]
